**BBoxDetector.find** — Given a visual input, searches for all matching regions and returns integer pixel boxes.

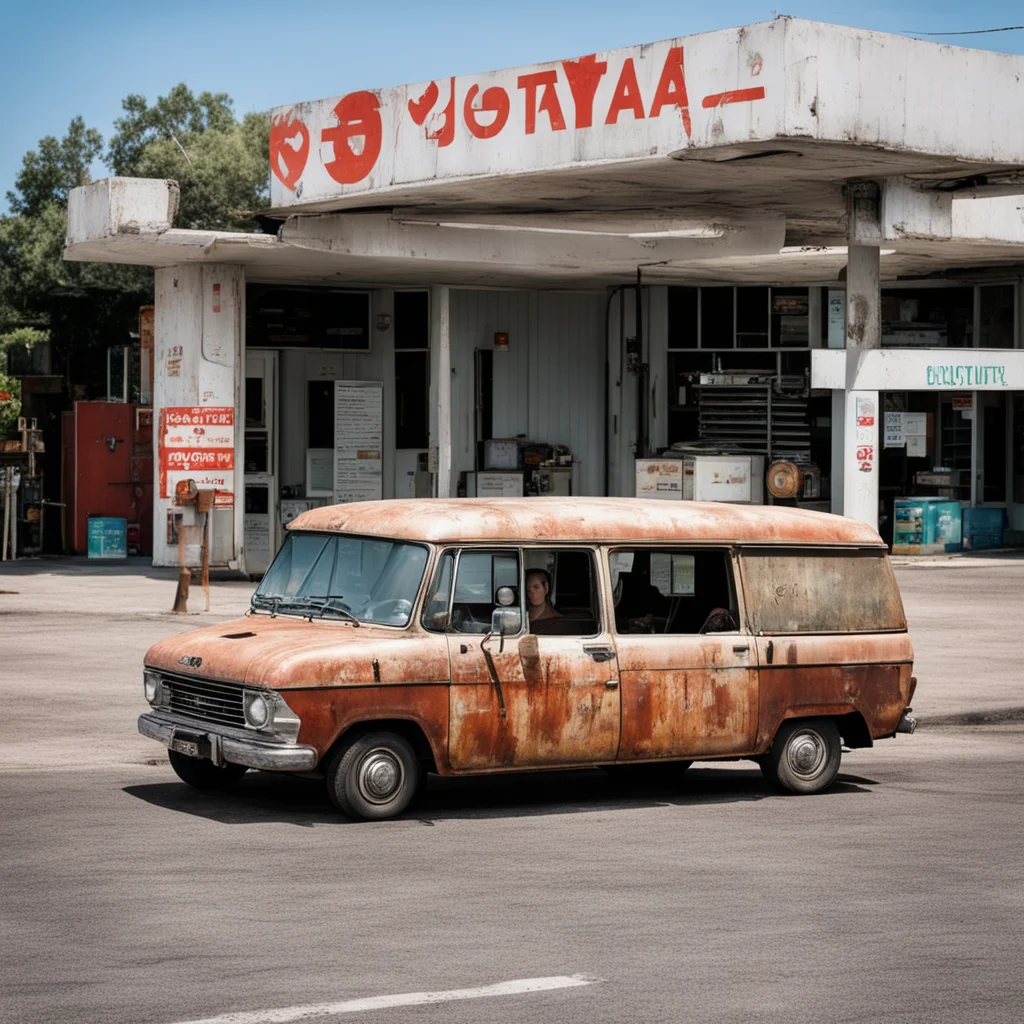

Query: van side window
[420,550,454,632]
[741,550,906,633]
[450,550,521,634]
[523,549,600,636]
[610,548,738,634]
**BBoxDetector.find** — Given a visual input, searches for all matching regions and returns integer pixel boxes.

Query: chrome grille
[163,673,245,727]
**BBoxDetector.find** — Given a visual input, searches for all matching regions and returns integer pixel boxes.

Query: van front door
[609,548,758,760]
[446,548,620,770]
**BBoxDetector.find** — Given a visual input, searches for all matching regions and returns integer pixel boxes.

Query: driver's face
[526,576,548,607]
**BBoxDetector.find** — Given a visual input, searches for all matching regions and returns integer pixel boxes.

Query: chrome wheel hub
[787,732,826,777]
[358,749,404,803]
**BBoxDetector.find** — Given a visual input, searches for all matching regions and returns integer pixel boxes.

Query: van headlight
[243,690,273,730]
[143,670,163,705]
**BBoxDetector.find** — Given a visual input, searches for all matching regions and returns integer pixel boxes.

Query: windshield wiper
[250,595,282,617]
[250,594,361,625]
[298,595,362,626]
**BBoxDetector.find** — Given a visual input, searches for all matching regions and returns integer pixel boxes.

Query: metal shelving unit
[696,373,811,463]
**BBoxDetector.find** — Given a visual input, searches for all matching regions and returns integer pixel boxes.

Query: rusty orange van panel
[281,684,451,772]
[753,632,915,747]
[145,618,450,689]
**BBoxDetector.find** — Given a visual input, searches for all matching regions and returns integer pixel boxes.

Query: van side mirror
[491,607,521,636]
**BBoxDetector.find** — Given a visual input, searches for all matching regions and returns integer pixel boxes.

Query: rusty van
[139,498,917,820]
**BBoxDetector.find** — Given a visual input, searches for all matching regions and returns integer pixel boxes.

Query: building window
[980,285,1016,349]
[668,286,811,350]
[247,286,370,350]
[394,291,429,450]
[880,288,973,348]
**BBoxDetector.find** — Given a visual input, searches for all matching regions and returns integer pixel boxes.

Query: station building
[65,18,1024,571]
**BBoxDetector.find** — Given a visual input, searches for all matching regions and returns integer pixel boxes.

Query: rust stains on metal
[143,498,916,799]
[290,497,885,547]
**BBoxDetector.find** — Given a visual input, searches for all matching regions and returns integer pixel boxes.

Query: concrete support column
[153,264,244,568]
[836,183,883,531]
[429,285,452,498]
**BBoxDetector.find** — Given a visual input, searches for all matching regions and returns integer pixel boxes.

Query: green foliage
[108,84,236,176]
[130,110,271,230]
[0,327,50,374]
[5,116,103,218]
[1,84,270,396]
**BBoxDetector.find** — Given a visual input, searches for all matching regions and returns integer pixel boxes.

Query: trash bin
[87,517,127,559]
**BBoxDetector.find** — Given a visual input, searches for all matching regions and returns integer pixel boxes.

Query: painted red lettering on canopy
[321,91,382,184]
[463,84,511,139]
[562,54,608,129]
[269,112,310,191]
[427,78,457,147]
[605,58,646,124]
[408,81,439,126]
[702,86,767,108]
[649,46,692,137]
[517,70,567,134]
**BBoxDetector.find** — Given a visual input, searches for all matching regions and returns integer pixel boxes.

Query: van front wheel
[766,718,841,794]
[326,731,420,821]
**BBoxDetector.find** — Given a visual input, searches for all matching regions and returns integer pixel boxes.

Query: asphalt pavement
[1,554,1022,1024]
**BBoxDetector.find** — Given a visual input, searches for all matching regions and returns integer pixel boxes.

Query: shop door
[977,392,1009,506]
[609,547,759,760]
[71,402,135,554]
[446,549,620,770]
[243,351,277,575]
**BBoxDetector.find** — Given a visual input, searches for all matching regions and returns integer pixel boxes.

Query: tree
[107,84,270,229]
[1,85,270,398]
[108,84,236,176]
[127,110,270,230]
[5,116,103,217]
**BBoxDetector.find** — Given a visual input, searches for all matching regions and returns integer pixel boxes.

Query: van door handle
[605,679,619,689]
[584,646,616,663]
[766,640,774,665]
[732,644,749,653]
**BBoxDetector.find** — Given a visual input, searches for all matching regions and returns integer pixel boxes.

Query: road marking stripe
[168,975,598,1024]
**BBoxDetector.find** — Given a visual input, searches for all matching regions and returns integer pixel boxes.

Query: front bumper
[139,712,318,771]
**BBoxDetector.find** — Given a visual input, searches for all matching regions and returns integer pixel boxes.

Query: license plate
[170,733,201,758]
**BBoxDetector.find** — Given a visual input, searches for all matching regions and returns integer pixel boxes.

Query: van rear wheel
[765,718,841,795]
[326,731,420,821]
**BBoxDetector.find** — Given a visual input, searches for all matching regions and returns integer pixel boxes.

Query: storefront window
[881,287,973,348]
[980,285,1016,349]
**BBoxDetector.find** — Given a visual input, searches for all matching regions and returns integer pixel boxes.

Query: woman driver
[525,568,561,628]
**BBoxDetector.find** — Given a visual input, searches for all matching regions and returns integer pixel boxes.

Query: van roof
[288,498,884,547]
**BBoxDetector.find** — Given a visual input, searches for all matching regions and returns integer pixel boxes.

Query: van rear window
[741,550,906,634]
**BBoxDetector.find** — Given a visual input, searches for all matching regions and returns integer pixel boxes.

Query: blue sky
[2,0,1022,212]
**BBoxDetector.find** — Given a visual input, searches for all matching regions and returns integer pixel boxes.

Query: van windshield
[252,533,428,627]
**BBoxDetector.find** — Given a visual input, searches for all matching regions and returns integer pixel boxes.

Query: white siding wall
[449,289,607,495]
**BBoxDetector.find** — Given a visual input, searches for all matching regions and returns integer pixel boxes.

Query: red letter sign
[649,46,692,137]
[464,84,511,139]
[517,70,567,134]
[322,91,382,184]
[605,58,646,124]
[562,54,608,129]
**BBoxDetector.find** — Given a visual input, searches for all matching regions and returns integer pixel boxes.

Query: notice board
[334,381,383,503]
